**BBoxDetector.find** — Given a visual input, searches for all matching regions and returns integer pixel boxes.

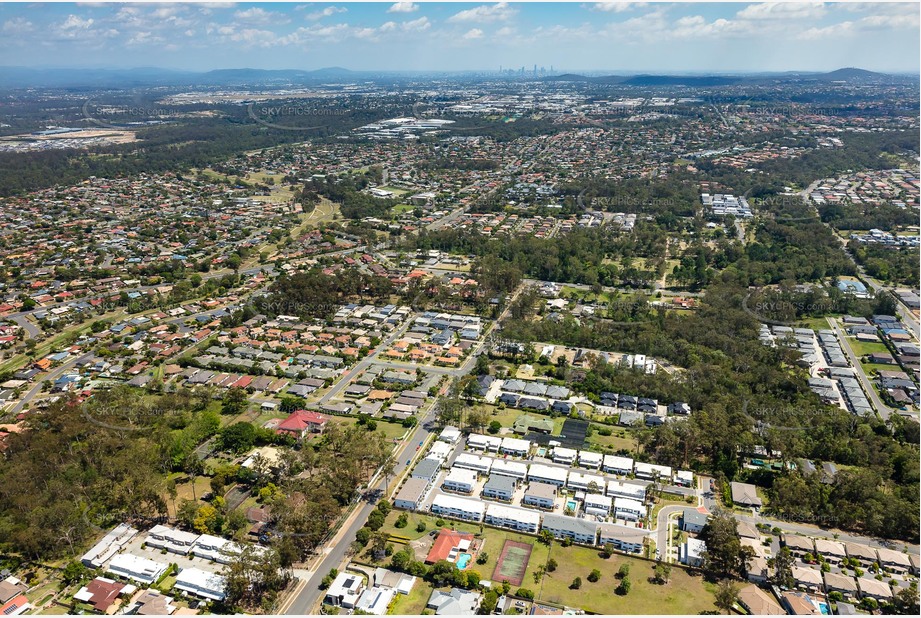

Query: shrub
[416,521,427,533]
[395,513,409,529]
[588,569,601,583]
[516,588,534,600]
[570,577,582,590]
[616,576,631,595]
[546,558,557,572]
[476,552,489,565]
[617,563,631,579]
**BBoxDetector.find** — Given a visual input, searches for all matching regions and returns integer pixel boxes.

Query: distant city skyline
[1,2,919,74]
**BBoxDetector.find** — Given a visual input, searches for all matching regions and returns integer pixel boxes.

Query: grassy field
[791,316,833,330]
[586,428,637,454]
[376,512,717,614]
[537,544,716,614]
[393,203,416,215]
[845,338,889,358]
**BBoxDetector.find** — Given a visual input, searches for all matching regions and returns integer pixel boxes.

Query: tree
[355,527,371,546]
[546,558,558,572]
[617,563,631,579]
[61,561,87,586]
[616,576,631,595]
[654,562,671,584]
[570,577,582,589]
[771,547,795,589]
[479,589,500,614]
[515,588,534,600]
[699,509,752,578]
[222,546,289,612]
[601,543,614,559]
[714,579,740,615]
[488,420,502,434]
[538,530,554,546]
[588,569,601,583]
[476,552,489,565]
[218,422,257,454]
[221,387,248,415]
[416,521,427,533]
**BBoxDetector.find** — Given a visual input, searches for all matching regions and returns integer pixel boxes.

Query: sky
[0,1,918,73]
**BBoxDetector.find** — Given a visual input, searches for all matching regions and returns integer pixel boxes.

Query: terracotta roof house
[275,410,330,438]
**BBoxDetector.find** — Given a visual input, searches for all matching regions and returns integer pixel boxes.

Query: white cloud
[592,2,646,13]
[799,21,855,40]
[305,6,347,22]
[736,3,826,21]
[234,7,287,26]
[449,3,516,24]
[462,28,484,40]
[388,2,419,13]
[2,17,34,33]
[402,16,431,32]
[59,15,94,31]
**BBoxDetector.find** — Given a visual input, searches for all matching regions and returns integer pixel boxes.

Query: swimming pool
[566,500,577,512]
[456,553,472,570]
[818,602,829,615]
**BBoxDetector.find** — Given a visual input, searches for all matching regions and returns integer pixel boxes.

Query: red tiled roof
[425,529,475,564]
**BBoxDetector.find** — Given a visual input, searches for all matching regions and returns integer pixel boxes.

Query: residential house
[730,482,763,508]
[325,571,365,608]
[394,478,432,511]
[484,503,540,533]
[540,514,597,545]
[523,482,558,510]
[681,509,708,534]
[680,538,706,567]
[737,585,785,615]
[430,494,485,522]
[427,588,481,615]
[597,523,646,554]
[482,475,516,502]
[443,468,478,495]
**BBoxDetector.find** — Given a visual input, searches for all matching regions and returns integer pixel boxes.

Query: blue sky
[1,2,918,73]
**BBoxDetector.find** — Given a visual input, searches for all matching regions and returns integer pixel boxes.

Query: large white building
[443,468,478,495]
[175,568,227,601]
[527,463,568,487]
[578,451,603,470]
[598,523,646,554]
[395,477,433,511]
[614,498,646,521]
[584,494,613,517]
[606,480,646,501]
[107,553,168,585]
[634,462,672,480]
[490,459,528,480]
[454,453,493,474]
[145,524,200,555]
[466,433,501,453]
[567,471,606,493]
[430,494,485,522]
[484,503,540,533]
[500,437,531,457]
[602,455,634,475]
[551,447,577,466]
[80,523,139,569]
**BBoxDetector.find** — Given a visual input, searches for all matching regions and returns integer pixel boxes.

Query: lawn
[845,338,889,358]
[536,544,717,614]
[390,579,435,614]
[377,512,717,614]
[791,316,834,330]
[861,362,900,376]
[392,203,416,215]
[586,428,637,454]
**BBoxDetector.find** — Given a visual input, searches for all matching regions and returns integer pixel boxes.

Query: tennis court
[492,539,533,587]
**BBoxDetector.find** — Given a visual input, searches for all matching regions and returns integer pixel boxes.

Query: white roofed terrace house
[489,459,528,480]
[551,447,577,466]
[578,450,603,470]
[526,463,568,487]
[584,493,613,517]
[602,455,634,476]
[430,494,485,522]
[484,503,541,533]
[442,467,478,495]
[634,461,672,481]
[174,568,227,602]
[499,437,532,458]
[566,471,606,494]
[453,453,493,475]
[106,554,168,586]
[144,525,199,555]
[606,480,646,502]
[466,433,502,453]
[598,522,646,554]
[614,497,646,522]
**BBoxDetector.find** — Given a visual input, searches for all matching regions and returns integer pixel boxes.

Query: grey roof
[525,482,558,500]
[411,458,441,481]
[682,509,709,527]
[483,475,516,495]
[542,513,598,537]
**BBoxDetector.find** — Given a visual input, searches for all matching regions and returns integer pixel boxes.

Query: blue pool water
[818,603,829,615]
[456,553,472,570]
[566,500,577,512]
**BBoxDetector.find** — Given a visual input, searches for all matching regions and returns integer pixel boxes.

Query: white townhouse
[174,568,227,601]
[490,459,528,480]
[145,525,200,555]
[527,463,568,487]
[443,467,478,494]
[584,493,613,517]
[602,455,634,475]
[634,462,672,480]
[614,497,646,521]
[107,554,168,585]
[500,437,531,457]
[606,480,646,502]
[394,477,432,511]
[578,450,603,470]
[551,447,577,466]
[673,470,694,487]
[467,433,501,453]
[482,475,516,502]
[567,471,607,493]
[454,453,493,475]
[484,503,541,533]
[430,494,485,522]
[438,426,462,444]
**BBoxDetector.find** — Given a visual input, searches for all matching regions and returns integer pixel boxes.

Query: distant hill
[811,67,889,81]
[537,67,905,87]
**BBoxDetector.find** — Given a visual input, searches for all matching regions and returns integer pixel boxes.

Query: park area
[374,511,718,614]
